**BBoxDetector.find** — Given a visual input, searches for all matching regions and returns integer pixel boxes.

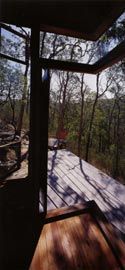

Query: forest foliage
[0,30,30,134]
[40,13,125,183]
[0,13,125,182]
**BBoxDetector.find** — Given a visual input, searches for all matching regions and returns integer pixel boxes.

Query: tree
[16,29,30,135]
[40,30,125,182]
[106,63,125,178]
[40,32,89,138]
[0,56,23,129]
[85,71,113,162]
[0,26,30,136]
[77,42,96,157]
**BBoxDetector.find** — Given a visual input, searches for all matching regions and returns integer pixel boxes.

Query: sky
[84,74,96,91]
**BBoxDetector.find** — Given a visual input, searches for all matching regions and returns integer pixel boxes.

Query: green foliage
[49,66,125,182]
[0,33,30,134]
[67,130,78,142]
[1,27,125,183]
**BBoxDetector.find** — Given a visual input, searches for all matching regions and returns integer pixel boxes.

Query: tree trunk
[85,98,97,161]
[11,101,15,125]
[113,101,120,178]
[78,74,84,157]
[16,37,29,136]
[108,100,116,152]
[57,71,69,137]
[98,133,102,153]
[56,42,79,138]
[85,73,100,162]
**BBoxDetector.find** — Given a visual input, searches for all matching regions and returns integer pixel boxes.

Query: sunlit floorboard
[30,204,125,270]
[6,149,125,233]
[47,150,125,233]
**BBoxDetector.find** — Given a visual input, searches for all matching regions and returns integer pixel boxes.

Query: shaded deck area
[30,202,125,270]
[46,150,125,234]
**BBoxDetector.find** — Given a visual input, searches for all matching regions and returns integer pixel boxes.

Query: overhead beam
[1,2,125,41]
[0,52,27,65]
[40,24,97,41]
[40,58,95,74]
[40,41,125,74]
[0,22,27,39]
[40,4,125,41]
[94,41,125,73]
[93,4,125,41]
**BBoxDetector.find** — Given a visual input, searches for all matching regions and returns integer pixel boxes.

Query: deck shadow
[79,157,125,233]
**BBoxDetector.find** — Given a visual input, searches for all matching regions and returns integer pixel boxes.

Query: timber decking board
[47,150,125,233]
[4,149,125,233]
[48,166,88,203]
[30,206,124,270]
[48,149,125,201]
[50,157,119,212]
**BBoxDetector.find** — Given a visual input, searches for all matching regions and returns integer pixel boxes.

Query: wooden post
[29,26,41,215]
[29,27,49,216]
[39,69,50,215]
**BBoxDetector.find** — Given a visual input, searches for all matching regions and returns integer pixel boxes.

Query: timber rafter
[40,40,125,74]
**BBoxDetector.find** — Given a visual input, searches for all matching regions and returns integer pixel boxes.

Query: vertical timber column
[40,69,50,215]
[29,27,49,216]
[29,26,42,215]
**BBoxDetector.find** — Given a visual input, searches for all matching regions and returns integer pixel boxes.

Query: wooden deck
[46,150,125,234]
[30,203,125,270]
[5,149,125,234]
